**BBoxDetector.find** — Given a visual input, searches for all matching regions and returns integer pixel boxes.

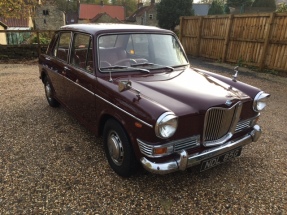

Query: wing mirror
[118,80,141,99]
[118,80,132,92]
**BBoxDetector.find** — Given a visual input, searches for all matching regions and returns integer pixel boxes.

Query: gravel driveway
[0,58,286,214]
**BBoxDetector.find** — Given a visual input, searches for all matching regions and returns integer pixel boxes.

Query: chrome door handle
[64,66,71,71]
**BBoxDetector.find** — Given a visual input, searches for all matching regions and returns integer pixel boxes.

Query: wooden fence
[179,13,287,73]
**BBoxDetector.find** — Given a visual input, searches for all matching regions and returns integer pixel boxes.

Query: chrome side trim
[61,75,153,128]
[140,125,261,174]
[74,81,95,96]
[94,93,153,128]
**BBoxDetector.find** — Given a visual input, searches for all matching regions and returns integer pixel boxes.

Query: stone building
[34,4,65,30]
[126,0,158,26]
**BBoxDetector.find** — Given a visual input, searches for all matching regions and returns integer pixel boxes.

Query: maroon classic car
[38,24,270,177]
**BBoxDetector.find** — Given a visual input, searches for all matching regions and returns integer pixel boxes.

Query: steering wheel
[114,58,137,66]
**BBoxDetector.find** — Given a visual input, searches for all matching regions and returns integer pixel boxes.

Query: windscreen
[98,33,188,71]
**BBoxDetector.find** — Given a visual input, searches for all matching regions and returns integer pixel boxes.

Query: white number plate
[200,148,242,172]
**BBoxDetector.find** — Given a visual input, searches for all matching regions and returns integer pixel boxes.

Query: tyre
[43,77,60,107]
[103,119,137,177]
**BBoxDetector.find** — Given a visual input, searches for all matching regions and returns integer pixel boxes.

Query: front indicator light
[153,148,167,155]
[153,146,174,156]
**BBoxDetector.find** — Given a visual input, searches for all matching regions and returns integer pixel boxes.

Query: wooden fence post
[179,16,184,42]
[222,14,234,62]
[37,31,41,57]
[195,16,203,57]
[259,12,275,71]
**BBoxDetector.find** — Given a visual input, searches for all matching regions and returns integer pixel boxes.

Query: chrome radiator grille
[203,103,242,145]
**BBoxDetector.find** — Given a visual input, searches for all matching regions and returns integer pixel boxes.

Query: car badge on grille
[225,100,232,106]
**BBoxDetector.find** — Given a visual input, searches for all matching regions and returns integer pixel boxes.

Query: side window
[71,33,93,73]
[53,32,71,62]
[126,34,149,58]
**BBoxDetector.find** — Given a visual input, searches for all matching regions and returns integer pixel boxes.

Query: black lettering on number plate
[200,148,242,172]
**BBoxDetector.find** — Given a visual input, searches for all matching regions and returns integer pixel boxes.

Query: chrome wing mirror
[118,80,141,99]
[118,80,132,92]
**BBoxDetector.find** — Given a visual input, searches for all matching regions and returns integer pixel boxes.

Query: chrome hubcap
[107,131,124,166]
[45,82,52,101]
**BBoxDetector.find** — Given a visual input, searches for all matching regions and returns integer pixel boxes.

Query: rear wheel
[103,119,137,177]
[43,77,59,107]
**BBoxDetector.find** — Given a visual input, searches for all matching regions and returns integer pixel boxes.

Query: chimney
[100,0,104,6]
[138,3,143,8]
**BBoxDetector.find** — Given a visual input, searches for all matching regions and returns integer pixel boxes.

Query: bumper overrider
[140,125,261,174]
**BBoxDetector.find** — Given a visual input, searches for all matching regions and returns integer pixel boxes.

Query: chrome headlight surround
[253,91,270,112]
[155,112,178,139]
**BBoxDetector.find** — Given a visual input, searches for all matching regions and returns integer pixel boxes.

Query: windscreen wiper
[101,65,150,73]
[131,62,174,72]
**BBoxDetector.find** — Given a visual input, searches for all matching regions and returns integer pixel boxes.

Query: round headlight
[253,91,270,112]
[155,112,178,139]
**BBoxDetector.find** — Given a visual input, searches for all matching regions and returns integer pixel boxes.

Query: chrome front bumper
[140,125,261,174]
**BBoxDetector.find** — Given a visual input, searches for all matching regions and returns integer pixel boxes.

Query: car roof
[59,23,173,35]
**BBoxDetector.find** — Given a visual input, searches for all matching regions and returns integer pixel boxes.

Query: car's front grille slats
[235,120,251,132]
[173,136,200,151]
[137,136,200,157]
[138,140,153,156]
[203,102,243,147]
[204,106,236,141]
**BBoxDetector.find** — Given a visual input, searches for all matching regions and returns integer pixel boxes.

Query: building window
[149,14,153,20]
[43,10,49,15]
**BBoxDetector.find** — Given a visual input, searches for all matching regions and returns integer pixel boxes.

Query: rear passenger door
[48,31,72,106]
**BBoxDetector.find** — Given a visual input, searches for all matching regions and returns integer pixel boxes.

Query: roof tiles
[0,17,29,27]
[79,4,125,21]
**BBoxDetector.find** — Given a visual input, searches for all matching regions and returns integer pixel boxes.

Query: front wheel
[44,77,59,107]
[103,119,137,177]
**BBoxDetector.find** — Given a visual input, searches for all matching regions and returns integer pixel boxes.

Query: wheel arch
[40,69,48,84]
[98,113,130,139]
